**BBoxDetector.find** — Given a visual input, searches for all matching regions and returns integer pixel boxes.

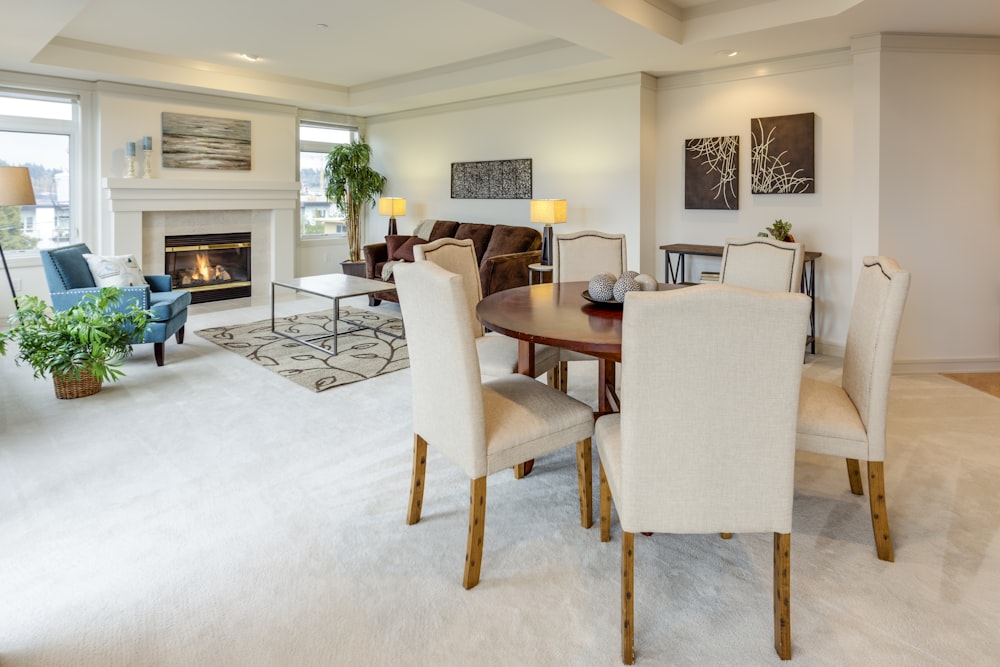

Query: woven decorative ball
[613,274,641,302]
[623,270,639,279]
[588,272,617,301]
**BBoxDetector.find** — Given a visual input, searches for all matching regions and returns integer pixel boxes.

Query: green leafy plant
[324,139,387,262]
[757,219,794,242]
[0,287,152,384]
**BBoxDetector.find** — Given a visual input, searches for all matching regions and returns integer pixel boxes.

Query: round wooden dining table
[476,281,685,415]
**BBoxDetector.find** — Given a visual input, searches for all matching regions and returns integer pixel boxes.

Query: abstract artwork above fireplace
[161,112,252,171]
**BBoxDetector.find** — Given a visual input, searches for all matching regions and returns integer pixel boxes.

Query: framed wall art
[161,112,252,171]
[685,135,739,209]
[450,158,532,199]
[750,112,815,194]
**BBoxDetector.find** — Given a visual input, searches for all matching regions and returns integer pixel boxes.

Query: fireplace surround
[102,178,299,306]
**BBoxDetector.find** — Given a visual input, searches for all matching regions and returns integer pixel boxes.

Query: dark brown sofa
[363,220,542,305]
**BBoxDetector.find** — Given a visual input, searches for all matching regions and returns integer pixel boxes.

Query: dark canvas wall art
[685,136,740,209]
[450,159,532,199]
[750,112,815,194]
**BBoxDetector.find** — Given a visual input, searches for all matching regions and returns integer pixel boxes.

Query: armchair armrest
[50,285,152,312]
[480,249,542,296]
[363,243,389,280]
[145,274,173,292]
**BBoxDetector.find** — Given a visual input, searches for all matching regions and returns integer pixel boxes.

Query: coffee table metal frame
[270,273,403,356]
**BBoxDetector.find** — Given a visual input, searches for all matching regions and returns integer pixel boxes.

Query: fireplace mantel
[102,178,299,288]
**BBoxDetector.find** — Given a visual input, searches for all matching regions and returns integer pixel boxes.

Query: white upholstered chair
[796,256,910,562]
[596,284,811,663]
[414,238,560,381]
[394,261,595,589]
[552,230,628,391]
[719,237,805,293]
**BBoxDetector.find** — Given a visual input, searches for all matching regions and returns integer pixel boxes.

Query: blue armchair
[40,243,192,366]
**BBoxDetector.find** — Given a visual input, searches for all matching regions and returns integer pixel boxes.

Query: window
[0,92,78,253]
[299,123,355,239]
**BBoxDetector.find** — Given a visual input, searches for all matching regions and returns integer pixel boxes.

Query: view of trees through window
[299,123,354,238]
[0,95,75,253]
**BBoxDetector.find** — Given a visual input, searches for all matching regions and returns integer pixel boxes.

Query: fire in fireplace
[164,232,251,303]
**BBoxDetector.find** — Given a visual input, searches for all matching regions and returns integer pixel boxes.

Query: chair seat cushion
[481,374,594,474]
[476,334,560,379]
[148,289,192,322]
[796,377,869,458]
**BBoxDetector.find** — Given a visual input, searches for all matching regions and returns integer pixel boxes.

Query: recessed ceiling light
[240,53,260,62]
[316,23,329,29]
[716,49,739,58]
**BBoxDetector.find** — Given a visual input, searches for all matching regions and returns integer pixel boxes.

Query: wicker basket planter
[52,371,103,399]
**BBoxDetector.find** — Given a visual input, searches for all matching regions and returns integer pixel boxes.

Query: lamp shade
[378,197,406,217]
[0,167,36,207]
[530,199,566,225]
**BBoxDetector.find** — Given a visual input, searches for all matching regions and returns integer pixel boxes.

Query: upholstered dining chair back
[553,231,627,283]
[840,256,910,458]
[613,285,811,533]
[394,261,487,475]
[414,237,484,339]
[719,237,805,292]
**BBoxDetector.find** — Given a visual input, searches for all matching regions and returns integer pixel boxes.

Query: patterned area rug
[195,307,407,392]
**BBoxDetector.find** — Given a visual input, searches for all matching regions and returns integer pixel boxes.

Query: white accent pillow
[82,253,147,287]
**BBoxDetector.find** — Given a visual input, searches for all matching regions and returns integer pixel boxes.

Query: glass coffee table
[270,273,403,355]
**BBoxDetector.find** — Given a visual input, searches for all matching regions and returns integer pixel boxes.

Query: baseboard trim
[813,342,1000,374]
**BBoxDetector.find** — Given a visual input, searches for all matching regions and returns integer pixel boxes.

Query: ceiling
[2,0,1000,117]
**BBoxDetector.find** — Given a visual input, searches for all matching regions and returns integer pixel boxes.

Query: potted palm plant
[324,138,387,264]
[0,287,152,399]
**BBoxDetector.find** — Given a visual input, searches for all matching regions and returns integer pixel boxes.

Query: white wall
[879,47,1000,368]
[657,55,857,350]
[365,76,647,272]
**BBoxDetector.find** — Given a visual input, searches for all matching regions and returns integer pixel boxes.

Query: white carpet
[2,295,999,666]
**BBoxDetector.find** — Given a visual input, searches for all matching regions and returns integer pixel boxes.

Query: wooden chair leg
[576,438,593,528]
[463,476,487,589]
[867,461,894,562]
[559,360,568,393]
[846,458,864,495]
[547,367,559,389]
[406,434,428,525]
[154,341,165,366]
[622,531,635,665]
[720,533,733,539]
[773,532,791,660]
[175,325,185,344]
[599,462,611,542]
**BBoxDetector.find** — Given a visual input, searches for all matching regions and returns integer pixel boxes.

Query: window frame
[0,89,81,256]
[298,120,358,241]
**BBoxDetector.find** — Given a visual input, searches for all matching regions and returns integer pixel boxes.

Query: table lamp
[530,198,566,266]
[0,166,36,308]
[378,197,406,235]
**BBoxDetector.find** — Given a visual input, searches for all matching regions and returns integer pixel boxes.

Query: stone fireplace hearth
[102,178,299,306]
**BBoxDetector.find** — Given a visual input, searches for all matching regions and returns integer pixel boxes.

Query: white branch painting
[685,135,739,209]
[750,113,815,194]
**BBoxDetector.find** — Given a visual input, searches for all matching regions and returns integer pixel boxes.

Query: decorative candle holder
[143,149,153,179]
[125,155,136,179]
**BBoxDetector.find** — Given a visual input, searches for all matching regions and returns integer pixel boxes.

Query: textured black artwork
[750,112,815,194]
[685,136,740,210]
[451,159,532,199]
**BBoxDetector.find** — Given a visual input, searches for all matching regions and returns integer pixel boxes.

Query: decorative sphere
[588,272,616,301]
[634,273,657,291]
[623,270,639,279]
[613,274,641,302]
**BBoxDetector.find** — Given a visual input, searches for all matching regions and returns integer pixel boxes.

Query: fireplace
[165,232,251,303]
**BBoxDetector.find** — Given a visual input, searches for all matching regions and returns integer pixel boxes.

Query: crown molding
[658,48,851,90]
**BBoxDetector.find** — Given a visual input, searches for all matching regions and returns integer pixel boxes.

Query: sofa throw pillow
[82,253,147,287]
[386,235,427,262]
[385,235,409,260]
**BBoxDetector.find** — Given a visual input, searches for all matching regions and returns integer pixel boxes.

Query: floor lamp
[0,167,37,309]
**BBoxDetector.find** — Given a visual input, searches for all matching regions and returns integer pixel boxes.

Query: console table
[659,243,822,353]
